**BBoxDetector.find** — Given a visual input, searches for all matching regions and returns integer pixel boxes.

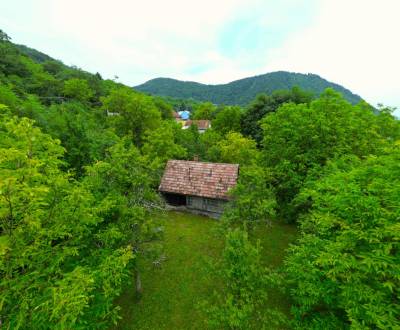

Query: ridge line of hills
[13,41,363,107]
[135,71,363,106]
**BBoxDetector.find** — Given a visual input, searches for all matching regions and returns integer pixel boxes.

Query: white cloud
[44,0,258,82]
[262,0,400,112]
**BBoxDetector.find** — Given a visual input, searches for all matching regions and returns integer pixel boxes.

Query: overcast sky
[1,0,399,114]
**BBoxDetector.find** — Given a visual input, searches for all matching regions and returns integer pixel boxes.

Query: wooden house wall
[186,195,226,216]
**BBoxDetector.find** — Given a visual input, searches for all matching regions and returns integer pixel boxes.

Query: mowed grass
[114,211,297,330]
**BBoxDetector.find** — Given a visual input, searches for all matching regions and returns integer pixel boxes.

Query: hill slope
[135,71,362,105]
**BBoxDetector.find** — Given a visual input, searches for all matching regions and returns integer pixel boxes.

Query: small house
[173,111,184,124]
[172,111,180,120]
[182,120,211,133]
[178,110,190,120]
[159,160,239,218]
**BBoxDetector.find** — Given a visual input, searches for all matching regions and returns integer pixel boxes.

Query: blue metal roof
[179,110,190,120]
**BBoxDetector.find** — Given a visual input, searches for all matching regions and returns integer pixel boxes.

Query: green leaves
[285,147,400,329]
[212,106,243,135]
[261,89,400,221]
[223,165,276,227]
[202,229,285,329]
[101,88,162,146]
[63,78,94,103]
[215,132,259,166]
[0,114,153,329]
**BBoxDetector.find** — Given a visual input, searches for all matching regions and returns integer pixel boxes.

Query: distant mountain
[135,71,363,106]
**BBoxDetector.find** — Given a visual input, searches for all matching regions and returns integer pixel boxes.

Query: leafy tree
[0,29,11,42]
[101,88,162,146]
[192,101,216,120]
[0,42,30,78]
[83,139,163,298]
[213,132,259,166]
[0,112,133,328]
[285,148,400,329]
[63,78,94,103]
[0,84,19,109]
[212,106,243,135]
[43,102,119,176]
[202,229,284,329]
[17,56,62,97]
[42,60,65,75]
[241,87,313,145]
[153,96,173,119]
[0,112,160,329]
[142,121,187,174]
[199,129,223,161]
[223,166,276,227]
[260,89,400,221]
[175,123,204,160]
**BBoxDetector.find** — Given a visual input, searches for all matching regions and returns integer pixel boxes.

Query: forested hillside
[1,28,399,330]
[135,71,363,105]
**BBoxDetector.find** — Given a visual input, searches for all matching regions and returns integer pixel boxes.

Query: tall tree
[260,89,400,221]
[241,87,313,145]
[63,78,94,103]
[202,229,285,329]
[285,148,400,329]
[101,88,162,146]
[212,106,243,135]
[0,112,157,329]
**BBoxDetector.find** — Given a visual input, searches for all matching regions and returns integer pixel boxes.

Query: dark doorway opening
[163,193,187,206]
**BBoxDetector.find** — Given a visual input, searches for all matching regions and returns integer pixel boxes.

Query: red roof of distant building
[159,160,239,200]
[183,120,211,130]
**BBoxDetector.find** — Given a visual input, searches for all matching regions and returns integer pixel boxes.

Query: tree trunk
[134,269,143,298]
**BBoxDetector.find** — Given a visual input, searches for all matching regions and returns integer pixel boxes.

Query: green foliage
[101,88,162,145]
[142,121,187,173]
[174,123,204,160]
[153,97,174,119]
[0,29,11,42]
[241,87,313,144]
[223,165,276,227]
[260,89,400,221]
[0,113,161,329]
[209,132,259,166]
[202,228,285,329]
[2,28,399,330]
[135,72,362,106]
[0,113,136,329]
[63,78,94,102]
[212,106,243,135]
[192,101,217,120]
[39,102,119,176]
[14,44,54,63]
[0,84,19,109]
[285,148,400,329]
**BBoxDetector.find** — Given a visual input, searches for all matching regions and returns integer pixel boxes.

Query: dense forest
[135,72,363,106]
[1,29,399,329]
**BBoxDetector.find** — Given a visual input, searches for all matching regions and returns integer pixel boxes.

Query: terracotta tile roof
[183,120,211,130]
[159,160,239,200]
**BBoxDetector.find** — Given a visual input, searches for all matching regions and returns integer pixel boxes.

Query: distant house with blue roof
[178,110,190,120]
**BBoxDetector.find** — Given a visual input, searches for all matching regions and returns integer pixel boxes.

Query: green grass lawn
[114,211,297,330]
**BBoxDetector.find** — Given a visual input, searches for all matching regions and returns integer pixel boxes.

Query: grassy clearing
[114,211,297,330]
